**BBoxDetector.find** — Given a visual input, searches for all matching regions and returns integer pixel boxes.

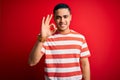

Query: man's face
[54,8,72,32]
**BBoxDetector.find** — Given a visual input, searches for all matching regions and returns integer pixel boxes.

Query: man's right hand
[40,14,56,42]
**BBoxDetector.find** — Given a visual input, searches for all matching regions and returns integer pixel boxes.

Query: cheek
[66,19,71,24]
[56,21,59,24]
[55,20,59,24]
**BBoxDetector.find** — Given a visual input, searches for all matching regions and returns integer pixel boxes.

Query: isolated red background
[0,0,120,80]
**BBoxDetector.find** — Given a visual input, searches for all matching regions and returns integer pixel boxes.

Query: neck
[57,29,71,34]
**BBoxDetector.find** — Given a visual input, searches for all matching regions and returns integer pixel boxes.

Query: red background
[0,0,120,80]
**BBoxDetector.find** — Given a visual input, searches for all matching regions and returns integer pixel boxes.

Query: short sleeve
[80,37,91,58]
[41,43,46,55]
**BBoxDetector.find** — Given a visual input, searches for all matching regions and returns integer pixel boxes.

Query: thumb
[49,23,57,34]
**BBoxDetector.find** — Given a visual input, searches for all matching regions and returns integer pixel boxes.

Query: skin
[54,8,72,34]
[28,8,90,80]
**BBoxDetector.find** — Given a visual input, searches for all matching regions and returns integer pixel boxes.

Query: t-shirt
[41,30,91,80]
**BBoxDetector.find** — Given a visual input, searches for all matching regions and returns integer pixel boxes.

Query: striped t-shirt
[41,30,90,80]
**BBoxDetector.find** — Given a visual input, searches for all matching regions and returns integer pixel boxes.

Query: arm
[80,57,90,80]
[28,14,56,66]
[28,41,44,66]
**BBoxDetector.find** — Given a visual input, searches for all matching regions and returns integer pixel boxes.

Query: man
[29,3,91,80]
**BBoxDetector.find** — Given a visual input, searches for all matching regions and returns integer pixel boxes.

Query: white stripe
[81,51,90,57]
[82,43,87,48]
[45,58,79,64]
[45,75,82,80]
[45,67,81,73]
[41,47,45,53]
[45,49,80,54]
[44,40,83,46]
[49,33,85,39]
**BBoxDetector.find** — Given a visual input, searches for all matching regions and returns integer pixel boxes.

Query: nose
[60,17,65,22]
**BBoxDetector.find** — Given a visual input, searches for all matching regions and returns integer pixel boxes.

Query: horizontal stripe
[82,43,87,48]
[45,67,81,73]
[41,47,45,53]
[45,45,81,50]
[45,75,82,80]
[46,54,80,59]
[45,63,80,68]
[45,49,80,54]
[45,71,82,77]
[49,33,85,39]
[81,51,90,57]
[47,37,84,42]
[81,47,89,52]
[44,40,83,46]
[45,58,80,64]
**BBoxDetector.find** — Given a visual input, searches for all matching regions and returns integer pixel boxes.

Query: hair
[53,3,71,14]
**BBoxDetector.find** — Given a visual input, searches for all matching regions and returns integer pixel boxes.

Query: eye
[63,15,68,18]
[55,16,61,19]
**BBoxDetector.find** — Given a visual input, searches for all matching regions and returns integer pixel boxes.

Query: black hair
[53,3,71,14]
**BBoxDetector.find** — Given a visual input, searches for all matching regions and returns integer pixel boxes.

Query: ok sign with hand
[39,14,57,42]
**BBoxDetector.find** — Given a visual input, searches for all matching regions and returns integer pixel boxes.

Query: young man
[29,3,91,80]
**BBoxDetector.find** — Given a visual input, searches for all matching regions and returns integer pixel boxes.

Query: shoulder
[70,30,85,39]
[47,29,86,40]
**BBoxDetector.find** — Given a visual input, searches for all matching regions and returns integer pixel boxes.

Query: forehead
[54,8,70,16]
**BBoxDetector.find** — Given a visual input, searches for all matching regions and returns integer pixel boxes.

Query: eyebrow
[55,15,68,18]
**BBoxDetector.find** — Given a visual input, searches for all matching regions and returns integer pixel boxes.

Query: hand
[40,14,56,41]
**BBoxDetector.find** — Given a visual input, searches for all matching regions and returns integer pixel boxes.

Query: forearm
[28,14,54,66]
[28,41,44,66]
[81,58,90,80]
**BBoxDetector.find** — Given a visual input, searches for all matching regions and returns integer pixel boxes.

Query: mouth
[58,25,66,30]
[60,24,65,27]
[59,23,66,27]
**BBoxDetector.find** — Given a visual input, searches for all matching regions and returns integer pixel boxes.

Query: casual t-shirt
[41,30,91,80]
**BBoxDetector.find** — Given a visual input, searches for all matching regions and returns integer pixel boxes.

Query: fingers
[41,16,45,32]
[50,23,57,34]
[45,15,49,24]
[50,23,56,29]
[45,14,53,25]
[42,17,45,27]
[48,14,53,24]
[41,14,52,30]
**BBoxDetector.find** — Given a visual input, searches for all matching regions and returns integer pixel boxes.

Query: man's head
[53,3,72,33]
[53,3,71,15]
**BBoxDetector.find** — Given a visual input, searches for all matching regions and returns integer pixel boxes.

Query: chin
[58,28,68,32]
[59,26,66,30]
[59,25,67,29]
